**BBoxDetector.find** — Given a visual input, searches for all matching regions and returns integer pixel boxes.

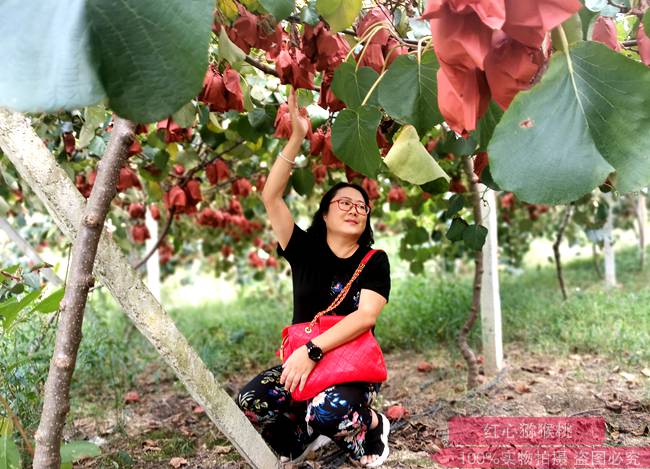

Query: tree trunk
[31,116,136,468]
[144,209,161,301]
[459,158,482,390]
[603,193,617,289]
[553,204,574,301]
[477,186,503,376]
[0,108,279,469]
[637,193,647,270]
[0,218,62,287]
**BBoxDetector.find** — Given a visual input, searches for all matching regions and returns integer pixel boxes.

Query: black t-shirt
[277,223,391,324]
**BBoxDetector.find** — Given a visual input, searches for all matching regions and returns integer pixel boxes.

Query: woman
[237,89,391,467]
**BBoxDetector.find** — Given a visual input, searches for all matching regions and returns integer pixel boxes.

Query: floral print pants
[237,364,380,460]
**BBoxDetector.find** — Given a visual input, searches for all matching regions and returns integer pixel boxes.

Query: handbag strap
[307,248,380,330]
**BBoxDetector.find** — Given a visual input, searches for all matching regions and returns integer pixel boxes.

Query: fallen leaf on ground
[214,445,232,454]
[170,457,188,468]
[619,372,637,382]
[641,368,650,378]
[193,405,205,414]
[386,404,409,420]
[417,361,434,372]
[514,383,531,394]
[124,390,140,403]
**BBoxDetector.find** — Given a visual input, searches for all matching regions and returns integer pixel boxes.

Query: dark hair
[307,182,375,247]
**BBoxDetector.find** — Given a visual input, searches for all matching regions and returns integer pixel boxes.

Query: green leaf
[299,0,321,25]
[33,288,65,314]
[88,135,107,157]
[316,0,362,32]
[60,441,101,465]
[446,194,464,218]
[331,62,380,110]
[489,41,650,204]
[404,226,430,245]
[463,224,488,250]
[378,50,442,135]
[644,10,650,33]
[87,0,212,123]
[384,125,450,185]
[218,27,246,66]
[551,14,583,51]
[291,167,315,196]
[79,105,106,148]
[172,102,196,128]
[474,101,503,152]
[0,0,104,113]
[446,217,468,242]
[0,418,13,437]
[0,436,21,469]
[0,288,42,330]
[259,0,295,20]
[331,106,383,177]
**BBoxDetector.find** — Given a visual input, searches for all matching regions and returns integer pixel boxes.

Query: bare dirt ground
[72,344,650,468]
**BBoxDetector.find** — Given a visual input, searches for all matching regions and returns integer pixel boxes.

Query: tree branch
[0,392,34,457]
[553,204,574,301]
[132,207,175,271]
[32,116,136,469]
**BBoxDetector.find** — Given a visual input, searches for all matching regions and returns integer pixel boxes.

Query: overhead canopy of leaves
[316,0,362,32]
[0,0,212,123]
[88,0,213,123]
[0,0,104,112]
[331,106,383,177]
[489,41,650,204]
[378,50,443,135]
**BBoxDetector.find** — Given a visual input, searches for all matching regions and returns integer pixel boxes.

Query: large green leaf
[291,167,315,196]
[60,441,101,466]
[316,0,362,32]
[644,10,650,32]
[33,288,65,314]
[331,106,383,177]
[331,62,380,110]
[259,0,295,20]
[383,125,450,185]
[474,101,503,152]
[0,436,20,469]
[489,41,650,204]
[0,0,104,112]
[377,50,442,136]
[88,0,212,123]
[0,288,42,330]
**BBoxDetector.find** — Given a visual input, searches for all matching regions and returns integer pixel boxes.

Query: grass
[111,243,650,382]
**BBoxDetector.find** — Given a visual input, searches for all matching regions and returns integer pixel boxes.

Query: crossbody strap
[305,248,380,332]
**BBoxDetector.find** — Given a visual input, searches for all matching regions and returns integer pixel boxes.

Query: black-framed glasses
[330,198,370,215]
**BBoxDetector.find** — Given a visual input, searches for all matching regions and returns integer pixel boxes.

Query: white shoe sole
[365,413,390,467]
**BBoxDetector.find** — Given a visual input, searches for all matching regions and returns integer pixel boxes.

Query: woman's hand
[288,88,310,142]
[280,345,317,393]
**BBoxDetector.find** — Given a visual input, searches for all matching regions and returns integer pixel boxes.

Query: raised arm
[261,88,310,250]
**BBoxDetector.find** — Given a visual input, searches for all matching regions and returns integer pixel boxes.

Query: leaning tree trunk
[31,116,135,468]
[459,158,483,390]
[603,193,617,289]
[553,204,574,301]
[0,108,279,469]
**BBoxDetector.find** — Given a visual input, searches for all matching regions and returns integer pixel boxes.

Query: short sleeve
[359,250,391,302]
[276,223,310,266]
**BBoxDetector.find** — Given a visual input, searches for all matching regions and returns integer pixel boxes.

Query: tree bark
[459,158,482,389]
[553,204,574,301]
[603,193,617,289]
[0,108,279,469]
[30,116,136,468]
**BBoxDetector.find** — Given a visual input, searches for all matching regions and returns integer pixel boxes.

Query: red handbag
[279,249,387,401]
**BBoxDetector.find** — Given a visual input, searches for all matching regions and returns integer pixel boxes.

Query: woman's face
[323,187,369,239]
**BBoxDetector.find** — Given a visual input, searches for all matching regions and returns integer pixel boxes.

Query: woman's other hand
[288,88,310,141]
[280,345,316,393]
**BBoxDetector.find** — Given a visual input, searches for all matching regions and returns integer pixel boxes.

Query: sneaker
[363,413,390,467]
[279,435,331,464]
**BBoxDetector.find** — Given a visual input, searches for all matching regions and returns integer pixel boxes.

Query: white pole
[144,208,161,302]
[478,185,504,375]
[603,193,617,289]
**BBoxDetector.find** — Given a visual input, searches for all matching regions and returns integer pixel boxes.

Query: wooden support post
[477,185,504,375]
